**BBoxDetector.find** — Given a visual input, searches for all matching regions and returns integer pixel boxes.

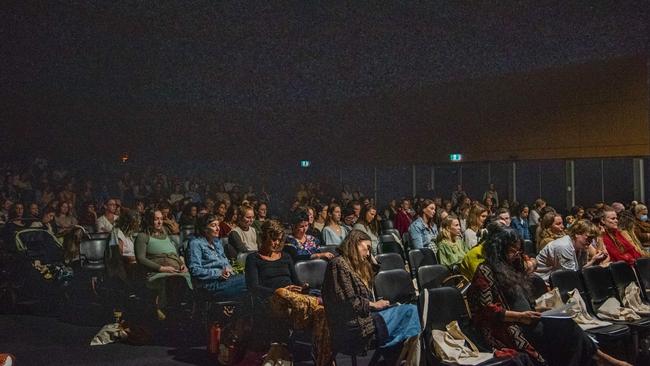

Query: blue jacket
[511,217,531,241]
[408,217,438,250]
[188,236,232,281]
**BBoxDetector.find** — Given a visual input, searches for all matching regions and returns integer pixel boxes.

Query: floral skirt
[270,288,331,366]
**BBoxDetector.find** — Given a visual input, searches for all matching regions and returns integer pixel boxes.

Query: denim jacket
[408,217,438,250]
[510,217,531,241]
[188,236,232,281]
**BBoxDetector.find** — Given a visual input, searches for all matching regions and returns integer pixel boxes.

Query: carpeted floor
[0,314,377,365]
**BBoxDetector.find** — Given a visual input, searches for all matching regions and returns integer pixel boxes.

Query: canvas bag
[597,297,641,321]
[430,321,493,365]
[566,289,612,330]
[623,282,650,316]
[534,288,564,310]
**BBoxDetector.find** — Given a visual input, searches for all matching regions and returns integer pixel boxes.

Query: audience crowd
[0,158,644,365]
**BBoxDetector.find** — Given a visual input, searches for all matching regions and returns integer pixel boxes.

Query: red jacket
[602,229,641,266]
[395,209,413,236]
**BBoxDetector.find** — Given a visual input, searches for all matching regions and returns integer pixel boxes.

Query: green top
[437,238,469,268]
[135,233,177,271]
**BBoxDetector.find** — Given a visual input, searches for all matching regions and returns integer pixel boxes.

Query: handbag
[396,287,427,365]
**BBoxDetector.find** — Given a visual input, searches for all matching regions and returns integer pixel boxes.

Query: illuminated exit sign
[449,154,463,162]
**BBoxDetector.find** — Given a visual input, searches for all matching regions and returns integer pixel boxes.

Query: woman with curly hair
[245,219,331,366]
[467,225,629,366]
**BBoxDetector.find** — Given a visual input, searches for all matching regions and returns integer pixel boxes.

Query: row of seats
[547,259,650,361]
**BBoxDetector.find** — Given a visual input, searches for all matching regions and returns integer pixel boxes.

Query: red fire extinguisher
[208,322,221,354]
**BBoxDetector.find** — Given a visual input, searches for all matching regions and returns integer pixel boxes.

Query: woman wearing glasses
[534,220,607,283]
[468,225,628,366]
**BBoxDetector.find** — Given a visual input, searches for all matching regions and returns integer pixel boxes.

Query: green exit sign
[449,154,463,162]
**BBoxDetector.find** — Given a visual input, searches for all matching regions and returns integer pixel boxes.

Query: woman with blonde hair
[536,212,565,251]
[437,215,468,270]
[464,203,489,248]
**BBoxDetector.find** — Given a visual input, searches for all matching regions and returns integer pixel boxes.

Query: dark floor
[0,313,378,366]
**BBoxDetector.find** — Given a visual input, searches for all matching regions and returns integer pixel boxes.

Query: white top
[96,215,118,233]
[110,228,135,257]
[535,235,585,282]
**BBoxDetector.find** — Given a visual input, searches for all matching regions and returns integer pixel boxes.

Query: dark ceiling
[1,1,648,163]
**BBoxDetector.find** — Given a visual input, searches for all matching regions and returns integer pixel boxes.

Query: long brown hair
[467,203,488,232]
[337,229,374,288]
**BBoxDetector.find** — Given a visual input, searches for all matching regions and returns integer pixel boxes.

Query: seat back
[582,265,617,310]
[379,240,405,258]
[80,238,108,270]
[549,269,587,303]
[81,225,96,234]
[180,225,195,245]
[419,287,468,331]
[381,219,395,231]
[295,259,328,290]
[15,229,64,263]
[382,228,400,238]
[636,258,650,299]
[376,253,405,271]
[417,265,450,291]
[408,248,437,277]
[321,245,339,255]
[402,231,412,251]
[374,269,415,303]
[609,261,639,300]
[88,232,111,240]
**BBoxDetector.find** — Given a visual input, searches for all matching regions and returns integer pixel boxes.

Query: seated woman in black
[245,220,331,366]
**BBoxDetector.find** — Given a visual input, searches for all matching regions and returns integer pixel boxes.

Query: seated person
[536,212,566,251]
[96,198,119,233]
[110,210,140,265]
[535,220,607,282]
[322,230,420,364]
[55,201,83,262]
[0,203,27,249]
[322,203,348,245]
[135,209,192,320]
[600,207,642,266]
[408,199,438,250]
[510,204,532,241]
[352,204,380,255]
[178,203,198,228]
[285,209,334,262]
[245,220,330,365]
[228,204,259,253]
[188,214,246,299]
[77,201,97,227]
[468,225,629,366]
[436,215,468,270]
[30,207,58,235]
[219,204,238,238]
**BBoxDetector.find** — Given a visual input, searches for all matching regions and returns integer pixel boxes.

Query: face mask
[641,215,648,222]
